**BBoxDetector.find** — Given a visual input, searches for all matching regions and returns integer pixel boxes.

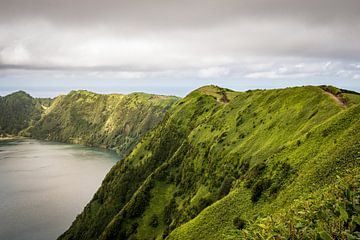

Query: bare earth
[324,91,347,108]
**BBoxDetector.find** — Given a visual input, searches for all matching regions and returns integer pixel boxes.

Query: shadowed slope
[0,91,52,135]
[27,90,179,157]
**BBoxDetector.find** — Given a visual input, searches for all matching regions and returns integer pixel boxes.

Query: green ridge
[0,90,178,158]
[0,91,52,135]
[26,90,179,157]
[58,85,360,240]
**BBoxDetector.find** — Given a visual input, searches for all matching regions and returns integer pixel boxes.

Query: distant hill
[57,85,360,240]
[0,91,52,135]
[25,90,179,157]
[0,90,178,158]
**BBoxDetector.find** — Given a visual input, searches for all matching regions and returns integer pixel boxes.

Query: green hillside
[27,90,179,157]
[0,91,52,135]
[58,85,360,240]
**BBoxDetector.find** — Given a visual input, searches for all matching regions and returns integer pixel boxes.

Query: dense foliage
[0,91,52,135]
[25,90,178,157]
[58,85,360,240]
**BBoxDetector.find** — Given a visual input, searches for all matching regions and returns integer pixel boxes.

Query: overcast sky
[0,0,360,97]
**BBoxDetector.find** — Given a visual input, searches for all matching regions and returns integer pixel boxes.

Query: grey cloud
[1,0,359,28]
[0,0,359,72]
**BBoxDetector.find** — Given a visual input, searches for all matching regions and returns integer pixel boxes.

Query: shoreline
[0,135,26,143]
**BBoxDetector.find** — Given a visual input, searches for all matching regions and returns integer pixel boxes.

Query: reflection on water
[0,139,118,240]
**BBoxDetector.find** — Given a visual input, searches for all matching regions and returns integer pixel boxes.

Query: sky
[0,0,360,97]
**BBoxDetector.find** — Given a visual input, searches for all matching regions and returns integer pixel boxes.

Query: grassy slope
[59,85,360,240]
[27,90,178,157]
[169,96,360,239]
[0,91,52,135]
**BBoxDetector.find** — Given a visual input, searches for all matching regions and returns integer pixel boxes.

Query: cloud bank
[0,0,359,95]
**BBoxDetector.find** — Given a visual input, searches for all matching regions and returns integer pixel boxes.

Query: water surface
[0,139,118,240]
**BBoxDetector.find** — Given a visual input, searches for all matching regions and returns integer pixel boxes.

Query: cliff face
[0,90,178,158]
[26,90,179,157]
[58,85,360,240]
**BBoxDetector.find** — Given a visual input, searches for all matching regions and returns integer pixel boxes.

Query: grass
[57,85,360,240]
[135,182,176,239]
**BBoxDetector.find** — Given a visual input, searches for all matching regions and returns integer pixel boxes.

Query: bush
[126,182,153,218]
[233,216,247,230]
[245,163,267,188]
[268,184,281,196]
[218,131,228,144]
[251,178,271,202]
[149,214,159,228]
[217,176,234,199]
[236,115,244,127]
[128,222,139,236]
[197,196,214,212]
[239,159,250,175]
[162,226,170,239]
[163,198,177,225]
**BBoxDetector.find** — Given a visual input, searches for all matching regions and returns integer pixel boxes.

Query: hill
[26,90,179,157]
[58,85,360,240]
[0,91,52,135]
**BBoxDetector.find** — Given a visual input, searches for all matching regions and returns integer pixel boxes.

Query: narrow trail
[324,91,347,108]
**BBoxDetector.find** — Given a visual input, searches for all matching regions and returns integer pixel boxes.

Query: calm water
[0,139,119,240]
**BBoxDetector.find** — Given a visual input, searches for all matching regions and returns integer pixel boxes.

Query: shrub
[162,226,170,239]
[129,222,139,236]
[245,163,267,188]
[218,131,228,144]
[251,178,271,202]
[163,198,177,225]
[126,182,153,218]
[217,176,234,199]
[269,184,281,196]
[149,214,159,228]
[197,196,214,212]
[233,216,247,230]
[239,159,250,175]
[236,115,244,127]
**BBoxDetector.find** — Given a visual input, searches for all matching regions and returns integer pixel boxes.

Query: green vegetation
[0,91,52,136]
[58,85,360,240]
[320,85,360,106]
[0,90,177,159]
[26,90,178,157]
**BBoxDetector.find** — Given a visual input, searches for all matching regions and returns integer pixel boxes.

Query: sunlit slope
[28,90,178,157]
[59,85,360,240]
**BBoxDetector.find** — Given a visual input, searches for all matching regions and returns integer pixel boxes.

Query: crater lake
[0,139,118,240]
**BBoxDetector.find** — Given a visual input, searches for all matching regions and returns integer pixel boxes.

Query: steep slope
[0,91,52,135]
[27,90,179,157]
[59,85,360,240]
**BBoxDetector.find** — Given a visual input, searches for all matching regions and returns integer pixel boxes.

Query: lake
[0,139,119,240]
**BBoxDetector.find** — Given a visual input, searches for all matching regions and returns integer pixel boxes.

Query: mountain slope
[27,90,179,157]
[0,91,52,135]
[58,85,360,240]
